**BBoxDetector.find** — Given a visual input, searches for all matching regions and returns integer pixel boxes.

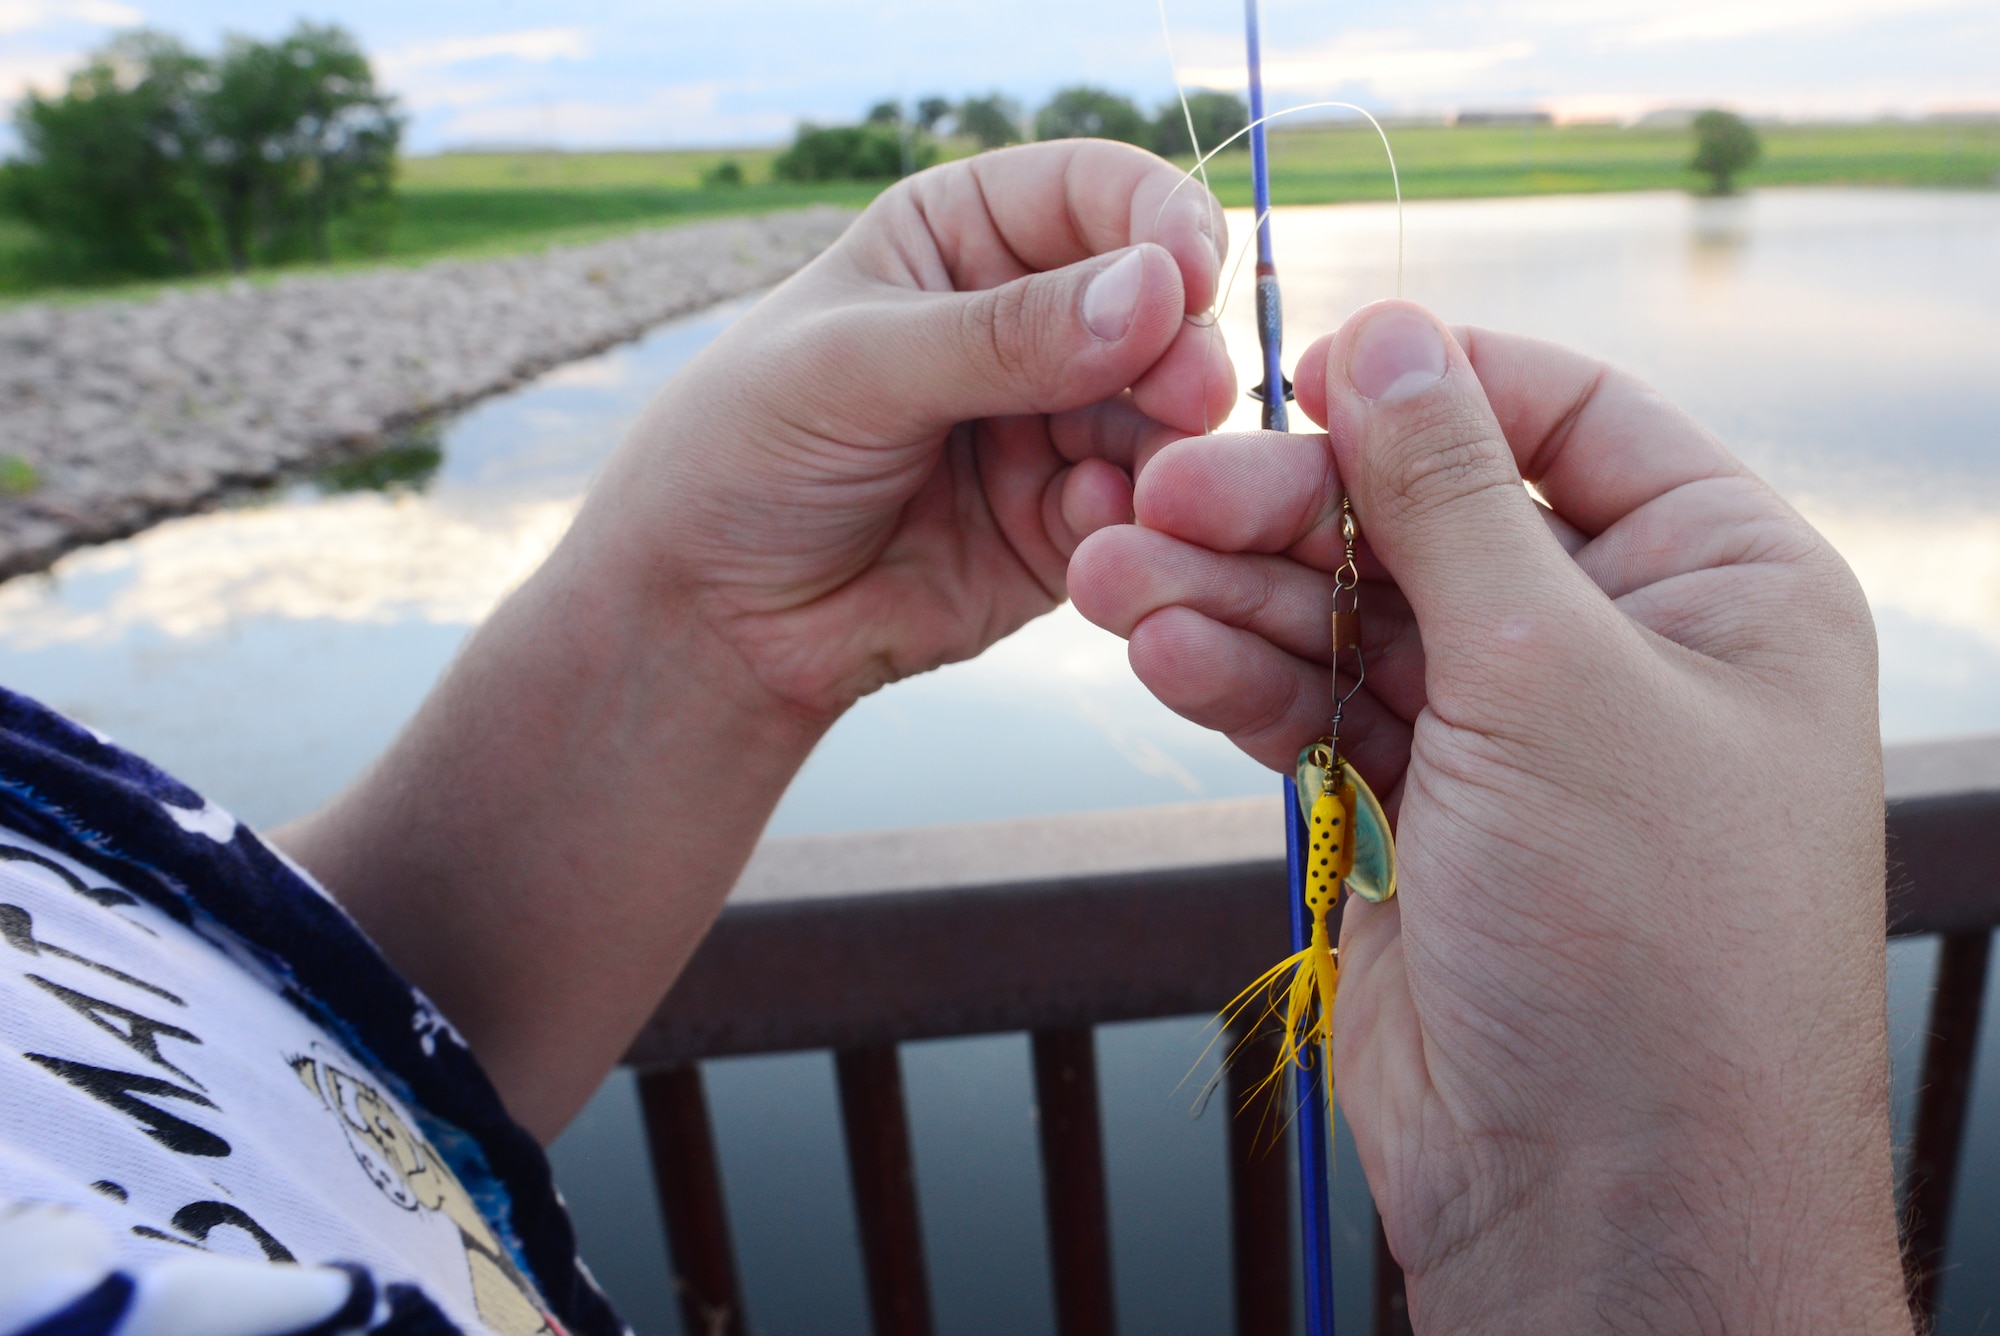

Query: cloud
[0,0,143,103]
[374,27,592,81]
[0,493,579,645]
[428,81,792,148]
[0,48,82,100]
[1509,0,1979,49]
[0,0,140,37]
[1180,30,1535,97]
[371,27,611,134]
[392,77,525,114]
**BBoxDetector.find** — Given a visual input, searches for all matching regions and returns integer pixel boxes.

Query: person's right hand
[281,141,1229,1140]
[1069,303,1913,1332]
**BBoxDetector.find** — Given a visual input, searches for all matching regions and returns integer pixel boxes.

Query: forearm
[274,530,826,1140]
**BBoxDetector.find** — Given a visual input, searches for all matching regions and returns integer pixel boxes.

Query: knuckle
[1371,407,1519,529]
[969,278,1041,387]
[1234,559,1283,629]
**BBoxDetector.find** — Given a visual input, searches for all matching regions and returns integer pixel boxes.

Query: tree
[700,158,745,187]
[915,96,953,134]
[3,23,398,277]
[865,99,903,126]
[206,23,400,268]
[1151,89,1249,158]
[1691,109,1760,195]
[4,31,220,275]
[1034,86,1147,146]
[773,123,937,181]
[956,93,1023,149]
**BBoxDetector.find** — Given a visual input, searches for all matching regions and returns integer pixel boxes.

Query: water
[1,188,1996,1330]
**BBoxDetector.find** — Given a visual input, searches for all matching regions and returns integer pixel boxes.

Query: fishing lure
[1224,498,1398,1097]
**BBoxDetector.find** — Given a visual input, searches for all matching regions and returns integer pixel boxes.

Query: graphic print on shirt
[3,849,433,1319]
[0,685,623,1334]
[2,843,233,1164]
[292,1047,562,1336]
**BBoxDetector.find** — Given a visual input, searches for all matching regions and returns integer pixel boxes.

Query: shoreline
[0,207,855,581]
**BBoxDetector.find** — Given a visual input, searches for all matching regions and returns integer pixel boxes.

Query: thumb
[1317,302,1606,675]
[863,244,1187,430]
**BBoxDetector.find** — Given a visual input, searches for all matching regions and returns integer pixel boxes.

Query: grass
[379,144,931,259]
[2,121,1995,302]
[1188,118,2000,207]
[0,454,38,496]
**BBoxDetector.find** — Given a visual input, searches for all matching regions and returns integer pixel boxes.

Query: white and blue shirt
[0,688,624,1336]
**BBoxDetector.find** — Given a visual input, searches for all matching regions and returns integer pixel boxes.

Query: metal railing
[619,733,2000,1336]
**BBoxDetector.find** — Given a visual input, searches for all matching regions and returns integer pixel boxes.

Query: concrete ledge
[626,734,2000,1067]
[728,795,1284,905]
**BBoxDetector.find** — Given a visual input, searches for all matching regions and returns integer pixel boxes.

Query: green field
[1194,118,2000,207]
[374,146,900,259]
[3,120,1995,302]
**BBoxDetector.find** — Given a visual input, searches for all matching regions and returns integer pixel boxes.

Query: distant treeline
[772,88,1250,182]
[1,24,400,278]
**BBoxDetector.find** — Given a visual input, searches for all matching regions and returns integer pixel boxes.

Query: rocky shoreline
[0,207,855,579]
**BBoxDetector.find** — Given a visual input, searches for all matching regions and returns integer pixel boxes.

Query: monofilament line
[1156,0,1212,200]
[1154,101,1405,300]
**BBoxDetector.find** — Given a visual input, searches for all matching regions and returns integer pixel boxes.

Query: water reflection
[1686,193,1753,289]
[3,191,1994,828]
[313,429,445,496]
[1,189,1996,1333]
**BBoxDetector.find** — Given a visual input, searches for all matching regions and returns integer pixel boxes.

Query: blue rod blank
[1283,775,1338,1336]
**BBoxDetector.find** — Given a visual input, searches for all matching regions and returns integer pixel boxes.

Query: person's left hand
[571,138,1235,723]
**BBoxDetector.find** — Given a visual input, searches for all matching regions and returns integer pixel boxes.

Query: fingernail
[1083,250,1146,341]
[1350,307,1447,402]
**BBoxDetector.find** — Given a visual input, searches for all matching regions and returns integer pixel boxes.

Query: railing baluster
[1905,928,1993,1318]
[1372,1213,1411,1336]
[1225,1020,1290,1336]
[1032,1026,1117,1336]
[637,1063,747,1336]
[836,1044,935,1336]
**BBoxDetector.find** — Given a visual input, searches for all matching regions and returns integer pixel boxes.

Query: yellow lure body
[1222,746,1397,1112]
[1295,753,1396,904]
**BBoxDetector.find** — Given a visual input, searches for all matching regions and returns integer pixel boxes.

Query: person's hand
[1069,303,1912,1332]
[281,141,1235,1139]
[569,138,1233,725]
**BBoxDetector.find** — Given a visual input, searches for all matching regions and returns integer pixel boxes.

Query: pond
[1,187,1996,1333]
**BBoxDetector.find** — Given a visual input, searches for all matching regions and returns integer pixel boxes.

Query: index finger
[1295,325,1746,538]
[896,140,1228,313]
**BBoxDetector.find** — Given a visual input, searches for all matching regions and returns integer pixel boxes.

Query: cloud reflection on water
[0,188,1993,833]
[0,493,579,646]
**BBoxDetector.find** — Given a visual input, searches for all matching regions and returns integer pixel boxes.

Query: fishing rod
[1240,4,1337,1333]
[1235,3,1400,1330]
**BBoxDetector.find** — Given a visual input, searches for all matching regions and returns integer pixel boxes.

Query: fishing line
[1156,0,1213,203]
[1157,101,1407,303]
[1152,6,1408,431]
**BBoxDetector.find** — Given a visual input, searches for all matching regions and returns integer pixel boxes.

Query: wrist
[565,377,905,725]
[535,515,835,768]
[1405,1126,1913,1335]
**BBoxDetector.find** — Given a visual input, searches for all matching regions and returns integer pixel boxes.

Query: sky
[2,0,1998,153]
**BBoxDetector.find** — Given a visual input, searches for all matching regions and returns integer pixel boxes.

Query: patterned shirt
[0,688,624,1336]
